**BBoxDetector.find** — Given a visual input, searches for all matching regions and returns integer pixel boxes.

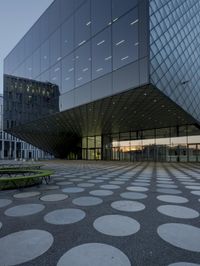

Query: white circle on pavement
[111,200,145,212]
[77,183,95,188]
[131,182,149,187]
[0,199,12,208]
[89,190,114,196]
[73,196,103,206]
[100,184,120,189]
[40,194,68,202]
[120,192,147,200]
[56,181,73,186]
[57,243,131,266]
[62,187,85,193]
[44,208,86,225]
[157,195,188,204]
[156,189,182,194]
[93,214,140,236]
[109,181,125,185]
[168,263,200,266]
[14,191,40,199]
[5,204,45,217]
[126,186,148,192]
[185,186,200,190]
[0,229,53,266]
[156,184,178,189]
[157,205,199,219]
[191,191,200,196]
[157,223,200,252]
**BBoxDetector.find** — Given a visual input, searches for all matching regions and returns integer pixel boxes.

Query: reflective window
[75,0,91,47]
[50,29,61,66]
[112,0,138,20]
[40,12,49,43]
[62,53,75,93]
[61,16,74,57]
[40,70,50,84]
[91,0,111,35]
[25,57,33,80]
[50,62,61,89]
[113,8,139,70]
[75,42,91,87]
[92,28,112,79]
[41,40,50,73]
[48,0,60,35]
[32,49,40,78]
[61,0,74,22]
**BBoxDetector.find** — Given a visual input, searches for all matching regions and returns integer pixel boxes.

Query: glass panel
[61,0,74,22]
[48,0,60,35]
[112,0,138,20]
[61,16,74,57]
[32,49,40,79]
[91,0,111,35]
[61,53,75,93]
[92,28,112,79]
[50,29,61,66]
[41,40,50,73]
[113,8,139,70]
[75,42,91,87]
[82,137,87,148]
[95,136,101,148]
[188,144,197,162]
[88,137,95,148]
[50,62,61,89]
[75,0,91,47]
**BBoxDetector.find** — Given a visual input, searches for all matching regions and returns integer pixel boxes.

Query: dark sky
[0,0,54,92]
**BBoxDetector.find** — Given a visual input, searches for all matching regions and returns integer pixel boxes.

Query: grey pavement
[0,161,200,266]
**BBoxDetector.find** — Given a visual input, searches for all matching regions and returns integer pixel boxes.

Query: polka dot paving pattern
[0,161,200,266]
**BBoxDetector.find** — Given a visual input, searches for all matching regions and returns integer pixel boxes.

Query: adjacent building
[0,95,52,160]
[3,0,200,162]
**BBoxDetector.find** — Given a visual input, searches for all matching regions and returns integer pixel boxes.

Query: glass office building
[3,0,200,161]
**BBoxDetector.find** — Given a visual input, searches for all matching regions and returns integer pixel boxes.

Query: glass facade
[3,0,200,161]
[82,126,200,162]
[150,0,200,123]
[4,0,140,98]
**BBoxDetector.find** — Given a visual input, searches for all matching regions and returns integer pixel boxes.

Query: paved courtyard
[0,161,200,266]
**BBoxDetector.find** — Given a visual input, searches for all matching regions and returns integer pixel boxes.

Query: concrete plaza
[0,161,200,266]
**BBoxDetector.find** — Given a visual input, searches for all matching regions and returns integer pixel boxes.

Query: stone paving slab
[0,161,200,266]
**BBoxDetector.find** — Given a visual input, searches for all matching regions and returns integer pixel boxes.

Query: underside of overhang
[6,84,199,157]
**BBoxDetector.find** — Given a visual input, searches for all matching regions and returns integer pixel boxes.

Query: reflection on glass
[41,40,50,72]
[4,74,59,129]
[50,29,61,66]
[75,42,91,87]
[91,0,111,35]
[75,0,91,47]
[112,0,138,20]
[50,62,61,89]
[62,53,74,93]
[61,17,74,57]
[92,28,112,79]
[113,8,139,70]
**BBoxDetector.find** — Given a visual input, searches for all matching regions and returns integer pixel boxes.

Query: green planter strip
[0,169,53,190]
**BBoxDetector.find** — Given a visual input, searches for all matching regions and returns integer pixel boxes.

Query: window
[62,54,75,93]
[112,0,138,20]
[50,29,61,66]
[61,17,74,57]
[113,8,139,70]
[91,0,111,35]
[75,42,91,87]
[41,40,50,72]
[50,62,61,89]
[92,28,112,79]
[32,49,40,78]
[75,0,91,47]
